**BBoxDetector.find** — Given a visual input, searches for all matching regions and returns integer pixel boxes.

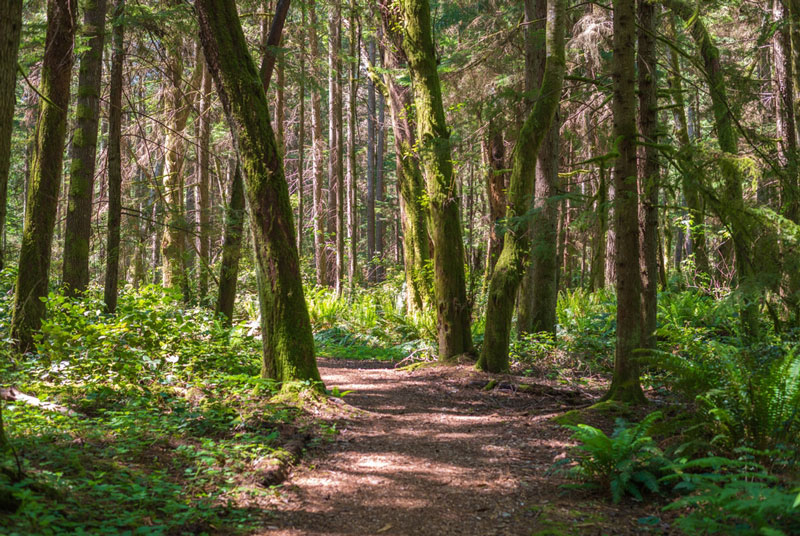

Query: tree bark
[476,0,565,373]
[665,0,758,338]
[603,0,646,403]
[517,0,561,336]
[297,1,306,256]
[484,118,506,279]
[309,2,327,286]
[375,0,434,311]
[0,0,23,271]
[215,160,245,325]
[197,0,321,385]
[400,0,473,360]
[328,1,344,293]
[197,60,212,301]
[346,0,358,289]
[637,0,659,355]
[103,0,124,313]
[366,37,376,281]
[11,0,77,353]
[62,0,107,295]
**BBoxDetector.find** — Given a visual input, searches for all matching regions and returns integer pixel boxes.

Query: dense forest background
[1,0,800,533]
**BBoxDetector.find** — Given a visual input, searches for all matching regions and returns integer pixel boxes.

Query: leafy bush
[561,411,671,503]
[555,288,616,366]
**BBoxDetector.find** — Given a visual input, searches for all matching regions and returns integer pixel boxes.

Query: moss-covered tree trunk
[377,0,433,312]
[637,0,659,355]
[602,0,646,403]
[11,0,77,353]
[517,0,560,336]
[62,0,107,295]
[665,0,758,338]
[666,17,708,279]
[476,0,565,373]
[309,2,327,287]
[400,0,473,360]
[0,0,23,272]
[366,37,376,281]
[103,0,124,314]
[197,0,321,386]
[215,160,245,325]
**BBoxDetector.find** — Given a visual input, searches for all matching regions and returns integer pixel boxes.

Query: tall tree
[103,0,125,313]
[376,0,433,311]
[476,0,566,373]
[400,0,473,360]
[309,2,327,286]
[329,0,344,293]
[517,0,561,336]
[197,60,212,301]
[637,0,659,355]
[366,36,376,280]
[196,0,321,385]
[603,0,646,402]
[484,114,506,279]
[62,0,108,295]
[0,0,23,271]
[346,0,358,288]
[11,0,77,353]
[665,0,759,338]
[215,160,245,325]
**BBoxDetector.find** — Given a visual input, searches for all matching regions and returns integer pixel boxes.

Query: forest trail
[263,359,670,536]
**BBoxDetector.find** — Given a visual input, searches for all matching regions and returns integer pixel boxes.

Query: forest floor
[261,359,677,536]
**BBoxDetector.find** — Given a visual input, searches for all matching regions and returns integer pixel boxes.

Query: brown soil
[261,359,676,536]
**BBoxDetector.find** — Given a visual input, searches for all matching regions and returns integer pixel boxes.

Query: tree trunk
[346,0,358,289]
[375,86,386,282]
[0,0,23,271]
[400,0,473,360]
[376,1,434,311]
[484,118,506,279]
[215,160,246,325]
[161,27,198,299]
[328,1,344,293]
[309,2,327,286]
[603,0,646,403]
[103,0,124,314]
[665,0,758,338]
[197,0,321,385]
[61,0,107,294]
[11,0,77,353]
[297,2,306,256]
[637,0,659,355]
[197,60,212,301]
[517,0,560,336]
[667,17,708,279]
[366,37,376,281]
[476,0,565,373]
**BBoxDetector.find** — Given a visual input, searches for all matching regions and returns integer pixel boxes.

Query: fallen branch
[0,387,84,418]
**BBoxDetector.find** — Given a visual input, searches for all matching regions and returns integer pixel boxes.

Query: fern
[562,411,672,503]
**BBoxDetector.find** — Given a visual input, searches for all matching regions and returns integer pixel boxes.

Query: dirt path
[263,359,672,536]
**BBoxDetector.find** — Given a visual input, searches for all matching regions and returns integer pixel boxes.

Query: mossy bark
[637,0,659,355]
[0,0,23,271]
[400,0,473,360]
[518,0,560,336]
[197,0,321,386]
[11,0,77,353]
[484,120,506,280]
[476,0,566,373]
[665,0,758,339]
[376,0,433,312]
[602,0,646,404]
[197,61,212,301]
[666,17,709,279]
[103,0,124,314]
[215,160,245,325]
[62,0,107,295]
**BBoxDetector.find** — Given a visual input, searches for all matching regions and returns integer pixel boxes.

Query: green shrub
[561,411,671,503]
